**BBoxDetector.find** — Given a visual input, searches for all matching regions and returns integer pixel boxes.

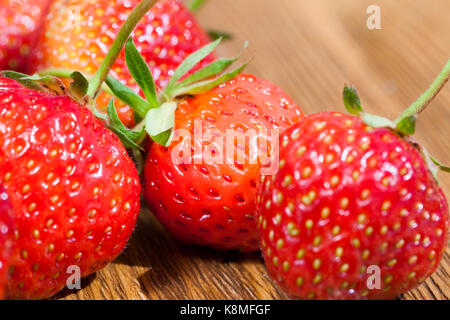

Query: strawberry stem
[395,59,450,124]
[86,0,159,99]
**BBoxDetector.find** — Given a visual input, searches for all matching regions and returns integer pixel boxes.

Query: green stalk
[39,68,77,79]
[395,59,450,123]
[86,0,159,99]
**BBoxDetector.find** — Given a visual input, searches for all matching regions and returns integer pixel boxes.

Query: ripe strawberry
[0,77,141,299]
[256,109,449,299]
[0,0,50,72]
[144,74,304,251]
[33,0,214,126]
[0,186,14,300]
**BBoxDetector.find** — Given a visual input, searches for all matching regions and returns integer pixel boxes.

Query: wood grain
[56,0,450,300]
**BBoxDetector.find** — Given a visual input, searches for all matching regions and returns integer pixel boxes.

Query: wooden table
[57,0,450,300]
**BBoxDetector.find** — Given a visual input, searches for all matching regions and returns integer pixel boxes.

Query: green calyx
[107,99,145,150]
[342,59,450,174]
[105,37,249,147]
[0,70,91,104]
[207,30,233,41]
[31,37,248,149]
[342,84,363,115]
[2,0,248,151]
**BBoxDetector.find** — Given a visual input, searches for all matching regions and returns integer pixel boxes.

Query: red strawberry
[0,186,14,300]
[0,77,141,299]
[144,74,304,251]
[257,109,448,299]
[33,0,214,126]
[0,0,50,72]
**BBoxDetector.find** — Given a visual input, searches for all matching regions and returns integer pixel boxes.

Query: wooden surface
[56,0,450,300]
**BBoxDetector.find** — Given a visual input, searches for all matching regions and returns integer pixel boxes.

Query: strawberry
[256,82,449,299]
[33,0,214,126]
[0,76,141,299]
[30,0,302,252]
[143,74,304,251]
[0,0,51,72]
[0,186,14,300]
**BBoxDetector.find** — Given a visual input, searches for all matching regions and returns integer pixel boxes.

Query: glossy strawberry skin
[33,0,214,126]
[0,0,50,72]
[256,112,449,299]
[144,74,304,252]
[0,186,14,300]
[0,77,141,299]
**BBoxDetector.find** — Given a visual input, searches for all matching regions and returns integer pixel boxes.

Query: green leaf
[164,38,221,97]
[207,30,233,41]
[1,71,55,92]
[151,129,174,147]
[396,115,416,135]
[430,156,450,173]
[188,0,206,12]
[70,71,89,99]
[19,73,72,96]
[361,113,395,129]
[107,99,144,150]
[92,105,108,122]
[144,101,177,146]
[1,70,29,79]
[125,38,158,109]
[175,58,237,90]
[343,85,363,115]
[171,61,249,97]
[105,75,151,119]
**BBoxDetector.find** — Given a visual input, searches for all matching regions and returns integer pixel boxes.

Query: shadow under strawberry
[114,208,263,268]
[50,273,97,300]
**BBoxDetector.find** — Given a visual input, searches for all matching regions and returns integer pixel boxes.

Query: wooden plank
[56,0,450,300]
